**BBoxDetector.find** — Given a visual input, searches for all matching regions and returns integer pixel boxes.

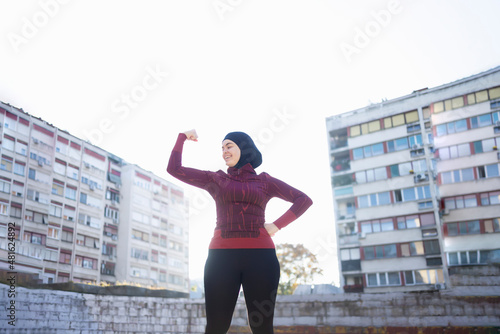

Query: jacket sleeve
[264,173,313,229]
[167,133,213,190]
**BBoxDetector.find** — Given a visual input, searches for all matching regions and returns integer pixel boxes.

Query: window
[49,204,62,217]
[13,161,25,176]
[436,124,447,137]
[404,269,443,285]
[132,211,150,224]
[448,250,490,266]
[447,220,481,236]
[358,191,391,208]
[48,227,60,239]
[422,228,438,237]
[63,186,76,200]
[168,240,183,252]
[367,272,401,287]
[363,244,397,260]
[76,234,100,248]
[390,162,413,177]
[160,235,167,248]
[168,274,184,286]
[105,189,120,203]
[423,239,440,255]
[463,195,478,208]
[350,125,361,137]
[491,218,500,232]
[441,167,475,184]
[0,202,8,216]
[14,141,27,156]
[75,256,98,270]
[353,143,384,160]
[102,243,116,256]
[395,185,431,203]
[10,205,22,218]
[23,231,45,245]
[104,206,119,221]
[132,229,150,242]
[360,219,394,234]
[131,248,149,260]
[471,114,492,128]
[478,164,500,179]
[0,180,10,194]
[480,191,500,206]
[440,143,471,160]
[78,213,101,229]
[387,137,408,152]
[474,138,497,153]
[353,148,363,160]
[340,248,361,261]
[368,120,380,132]
[52,181,64,196]
[408,134,423,148]
[61,230,73,243]
[2,136,15,151]
[401,241,424,256]
[67,165,79,180]
[27,189,49,204]
[392,114,405,127]
[59,251,72,264]
[1,156,13,172]
[169,224,184,236]
[397,215,420,229]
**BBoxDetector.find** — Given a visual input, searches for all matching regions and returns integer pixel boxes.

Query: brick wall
[1,283,499,333]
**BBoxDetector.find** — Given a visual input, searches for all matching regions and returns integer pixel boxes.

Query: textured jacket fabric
[167,133,312,249]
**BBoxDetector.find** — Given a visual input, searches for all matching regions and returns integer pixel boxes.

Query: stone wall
[1,283,499,333]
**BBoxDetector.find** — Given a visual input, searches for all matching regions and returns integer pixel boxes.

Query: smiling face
[222,139,241,167]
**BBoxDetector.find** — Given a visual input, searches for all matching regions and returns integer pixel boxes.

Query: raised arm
[264,173,313,233]
[167,131,213,189]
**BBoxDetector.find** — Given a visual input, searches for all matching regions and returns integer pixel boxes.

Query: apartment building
[0,103,189,293]
[326,66,500,293]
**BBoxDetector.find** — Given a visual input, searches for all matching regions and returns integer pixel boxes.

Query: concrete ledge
[1,283,499,333]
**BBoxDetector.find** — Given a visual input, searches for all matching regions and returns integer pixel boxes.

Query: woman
[167,129,312,334]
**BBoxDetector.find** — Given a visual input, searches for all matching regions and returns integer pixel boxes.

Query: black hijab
[223,131,262,169]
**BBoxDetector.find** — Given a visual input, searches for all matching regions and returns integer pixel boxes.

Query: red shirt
[167,133,313,249]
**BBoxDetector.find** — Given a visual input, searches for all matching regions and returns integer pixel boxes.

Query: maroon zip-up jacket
[167,133,313,249]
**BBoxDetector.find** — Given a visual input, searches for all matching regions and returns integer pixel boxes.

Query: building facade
[326,66,500,293]
[0,103,189,293]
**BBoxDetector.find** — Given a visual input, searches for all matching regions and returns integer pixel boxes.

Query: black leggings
[204,248,280,334]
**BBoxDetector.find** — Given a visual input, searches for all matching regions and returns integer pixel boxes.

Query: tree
[276,243,323,295]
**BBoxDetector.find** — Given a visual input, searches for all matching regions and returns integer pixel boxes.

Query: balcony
[332,173,354,187]
[107,172,122,185]
[341,259,361,272]
[344,284,364,293]
[334,187,353,198]
[331,150,351,174]
[329,128,348,151]
[331,159,350,173]
[336,208,355,221]
[339,234,359,246]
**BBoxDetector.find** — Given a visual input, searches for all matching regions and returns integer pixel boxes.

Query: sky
[1,0,500,286]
